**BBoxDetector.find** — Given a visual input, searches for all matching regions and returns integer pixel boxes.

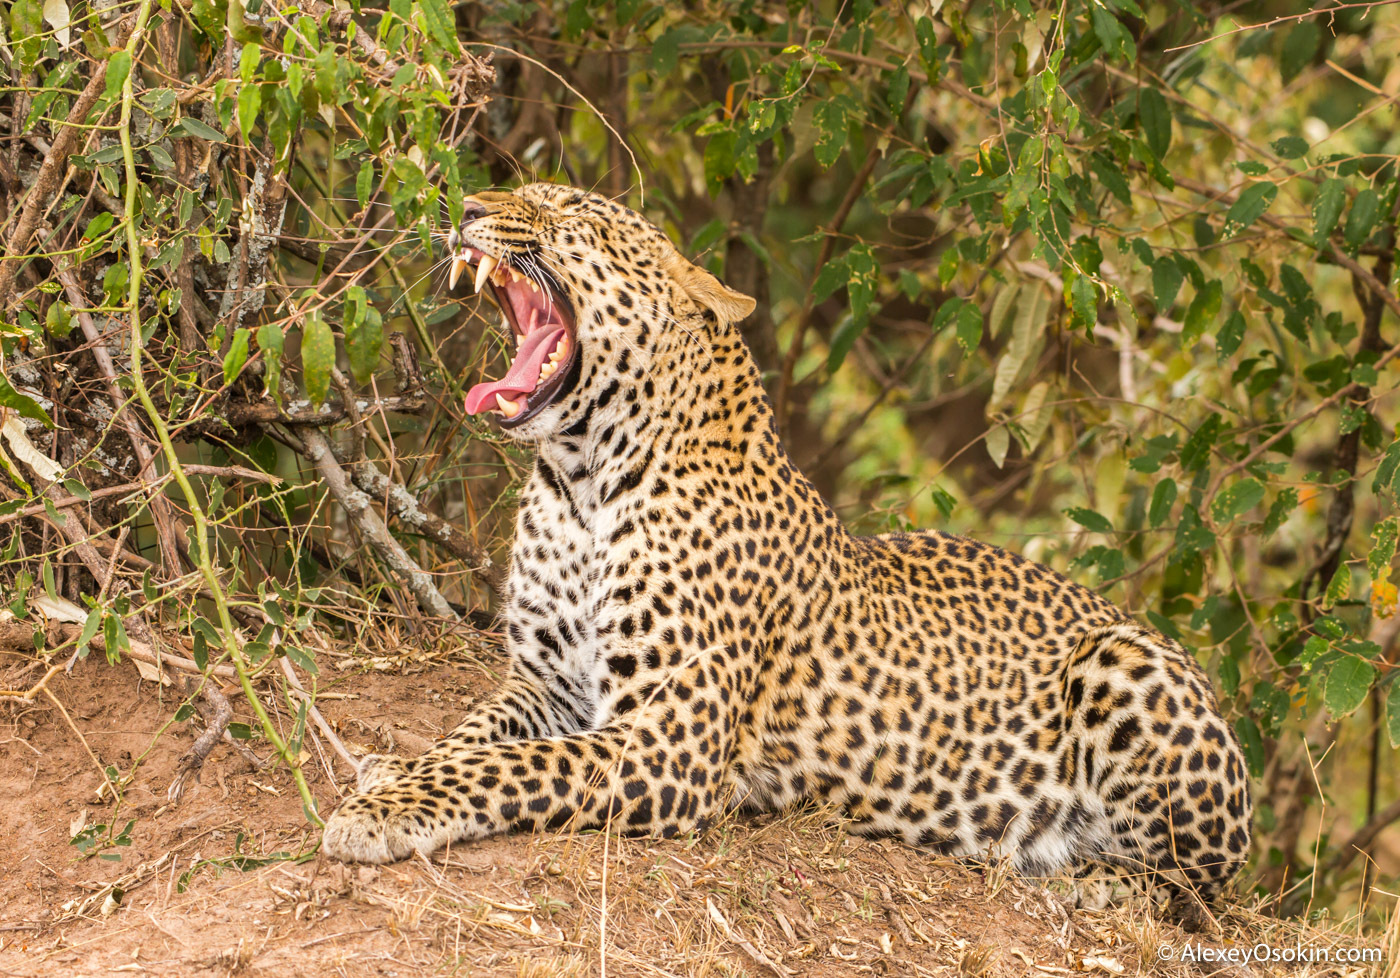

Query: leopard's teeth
[495,393,522,418]
[448,255,469,290]
[550,335,570,362]
[474,254,496,293]
[539,360,557,381]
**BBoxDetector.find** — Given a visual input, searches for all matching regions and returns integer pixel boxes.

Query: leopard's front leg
[352,668,577,792]
[321,650,740,863]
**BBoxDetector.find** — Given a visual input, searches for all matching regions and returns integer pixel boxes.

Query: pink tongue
[464,326,567,415]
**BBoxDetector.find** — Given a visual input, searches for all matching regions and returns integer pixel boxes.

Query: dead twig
[168,679,240,803]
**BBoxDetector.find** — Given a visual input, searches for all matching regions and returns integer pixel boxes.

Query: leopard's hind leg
[1059,622,1252,928]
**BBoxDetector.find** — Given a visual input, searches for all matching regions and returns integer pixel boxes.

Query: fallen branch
[168,679,236,804]
[343,456,504,596]
[298,425,459,619]
[220,391,427,426]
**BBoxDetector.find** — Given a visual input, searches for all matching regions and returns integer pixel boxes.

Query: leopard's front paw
[321,790,451,864]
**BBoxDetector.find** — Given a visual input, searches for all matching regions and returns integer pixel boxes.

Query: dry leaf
[2,415,62,482]
[42,0,70,47]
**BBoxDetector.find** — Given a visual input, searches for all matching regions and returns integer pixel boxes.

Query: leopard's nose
[461,200,489,225]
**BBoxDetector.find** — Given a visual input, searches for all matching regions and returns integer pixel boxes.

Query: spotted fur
[321,184,1252,917]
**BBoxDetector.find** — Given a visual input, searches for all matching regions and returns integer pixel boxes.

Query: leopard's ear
[656,238,756,324]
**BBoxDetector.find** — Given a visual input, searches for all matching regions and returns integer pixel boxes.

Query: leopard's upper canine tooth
[448,256,469,290]
[474,254,496,293]
[496,393,521,418]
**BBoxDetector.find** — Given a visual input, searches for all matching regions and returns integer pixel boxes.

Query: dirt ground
[0,640,1392,977]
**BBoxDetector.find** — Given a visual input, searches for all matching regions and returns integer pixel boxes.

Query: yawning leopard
[321,183,1252,920]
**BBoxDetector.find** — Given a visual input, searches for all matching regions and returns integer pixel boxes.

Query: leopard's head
[446,183,755,441]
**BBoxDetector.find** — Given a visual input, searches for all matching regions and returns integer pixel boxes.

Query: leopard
[321,182,1252,922]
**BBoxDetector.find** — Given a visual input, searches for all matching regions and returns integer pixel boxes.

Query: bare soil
[0,642,1389,977]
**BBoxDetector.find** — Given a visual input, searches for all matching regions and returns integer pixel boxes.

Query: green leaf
[343,286,384,386]
[845,245,878,323]
[257,322,284,406]
[1212,477,1264,524]
[356,160,374,210]
[813,100,847,168]
[990,285,1047,402]
[886,66,910,116]
[1148,479,1177,527]
[222,327,249,386]
[417,0,459,53]
[77,607,102,652]
[651,26,682,76]
[105,50,132,97]
[1182,280,1223,346]
[1180,415,1221,472]
[1069,273,1097,329]
[1375,439,1400,494]
[955,301,983,356]
[1280,21,1321,82]
[1322,565,1351,610]
[0,373,52,426]
[1325,655,1374,718]
[1271,136,1308,159]
[1344,188,1379,250]
[1369,517,1398,579]
[1152,258,1183,313]
[1217,310,1245,361]
[827,313,867,373]
[985,425,1009,469]
[1066,507,1114,533]
[237,83,261,142]
[1222,183,1277,239]
[1311,178,1346,245]
[703,130,738,193]
[812,255,849,304]
[1387,690,1400,749]
[931,487,956,519]
[301,310,334,408]
[1263,488,1298,535]
[1137,87,1171,160]
[914,16,939,73]
[1234,716,1265,778]
[171,116,228,142]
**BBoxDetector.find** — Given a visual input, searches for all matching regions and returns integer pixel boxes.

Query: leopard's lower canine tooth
[495,393,521,418]
[474,254,496,293]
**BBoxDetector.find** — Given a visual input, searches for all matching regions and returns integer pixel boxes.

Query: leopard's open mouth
[451,244,580,428]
